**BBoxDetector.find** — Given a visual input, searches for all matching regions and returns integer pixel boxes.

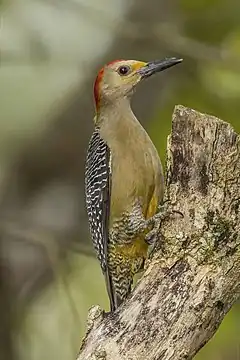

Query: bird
[85,57,182,312]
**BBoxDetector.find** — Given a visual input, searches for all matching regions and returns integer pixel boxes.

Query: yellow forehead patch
[132,61,147,72]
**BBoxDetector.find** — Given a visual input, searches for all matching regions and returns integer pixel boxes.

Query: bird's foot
[145,201,183,246]
[145,219,161,246]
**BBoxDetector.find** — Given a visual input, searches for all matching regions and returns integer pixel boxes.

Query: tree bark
[77,106,240,360]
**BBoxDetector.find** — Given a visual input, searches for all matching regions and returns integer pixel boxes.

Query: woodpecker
[85,57,182,311]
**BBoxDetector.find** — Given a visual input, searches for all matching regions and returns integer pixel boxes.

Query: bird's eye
[117,65,131,76]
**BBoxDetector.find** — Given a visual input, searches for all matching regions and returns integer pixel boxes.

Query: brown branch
[77,106,240,360]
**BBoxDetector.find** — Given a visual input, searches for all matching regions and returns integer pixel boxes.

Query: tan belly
[100,113,164,225]
[110,149,162,220]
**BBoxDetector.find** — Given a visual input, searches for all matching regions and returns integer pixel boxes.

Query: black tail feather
[105,273,132,312]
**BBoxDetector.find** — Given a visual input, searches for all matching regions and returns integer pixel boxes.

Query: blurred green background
[1,0,239,359]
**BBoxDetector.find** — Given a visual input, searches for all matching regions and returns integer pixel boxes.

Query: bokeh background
[1,0,240,359]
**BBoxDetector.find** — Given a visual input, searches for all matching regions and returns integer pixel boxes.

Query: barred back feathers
[85,129,111,271]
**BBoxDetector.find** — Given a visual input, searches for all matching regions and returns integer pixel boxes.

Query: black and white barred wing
[85,129,111,272]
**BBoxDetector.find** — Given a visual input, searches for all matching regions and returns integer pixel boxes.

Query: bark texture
[77,106,240,360]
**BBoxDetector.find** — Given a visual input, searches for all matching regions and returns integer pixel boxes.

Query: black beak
[138,57,183,79]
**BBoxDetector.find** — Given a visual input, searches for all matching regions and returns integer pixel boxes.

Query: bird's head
[94,57,182,111]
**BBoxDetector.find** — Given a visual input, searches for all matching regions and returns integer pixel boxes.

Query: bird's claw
[145,202,183,246]
[145,226,160,246]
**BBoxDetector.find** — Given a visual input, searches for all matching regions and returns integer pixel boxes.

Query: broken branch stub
[77,105,240,360]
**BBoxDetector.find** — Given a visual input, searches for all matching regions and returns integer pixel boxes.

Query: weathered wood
[77,106,240,360]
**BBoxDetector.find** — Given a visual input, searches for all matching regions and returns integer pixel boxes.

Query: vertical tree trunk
[77,106,240,360]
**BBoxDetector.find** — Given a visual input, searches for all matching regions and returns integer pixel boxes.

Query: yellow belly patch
[114,194,159,260]
[115,237,148,259]
[146,193,158,219]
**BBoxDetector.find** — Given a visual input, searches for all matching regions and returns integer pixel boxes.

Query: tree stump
[77,106,240,360]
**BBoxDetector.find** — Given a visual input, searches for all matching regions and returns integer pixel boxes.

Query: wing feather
[85,129,114,309]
